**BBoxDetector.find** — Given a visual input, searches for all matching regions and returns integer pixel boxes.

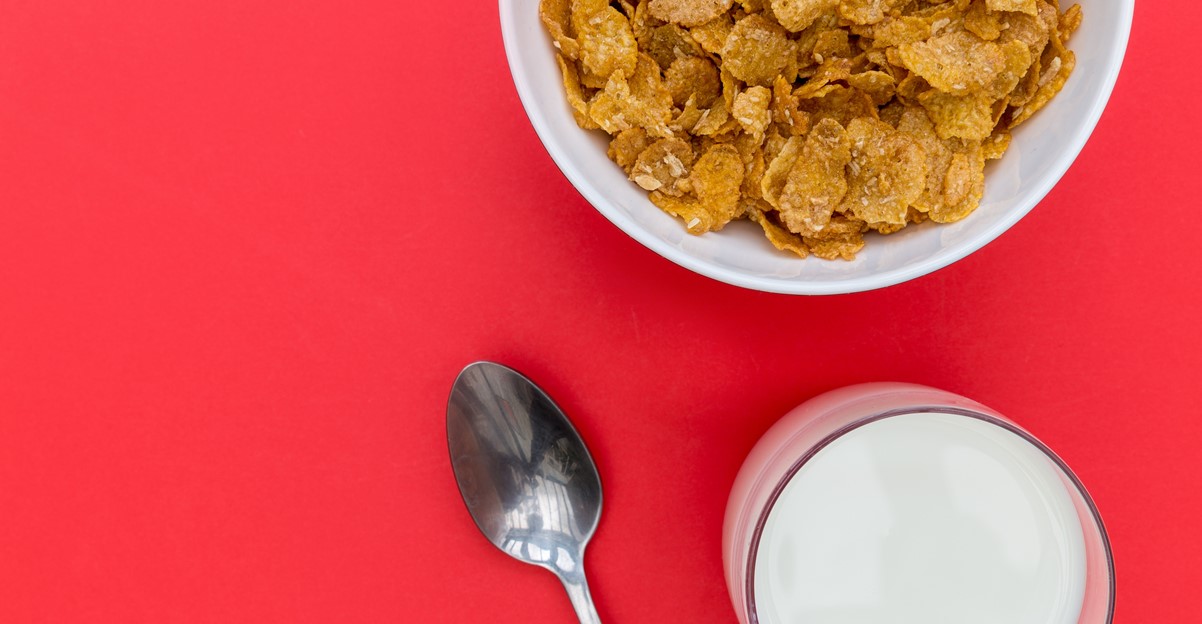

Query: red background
[0,1,1197,622]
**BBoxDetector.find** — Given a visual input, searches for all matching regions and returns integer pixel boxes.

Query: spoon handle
[561,575,601,624]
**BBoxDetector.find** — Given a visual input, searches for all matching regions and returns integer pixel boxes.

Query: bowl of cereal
[500,0,1132,294]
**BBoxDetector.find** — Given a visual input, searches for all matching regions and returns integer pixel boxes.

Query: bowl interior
[500,0,1132,294]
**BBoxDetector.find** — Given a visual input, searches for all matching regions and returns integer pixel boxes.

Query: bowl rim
[741,405,1116,623]
[499,0,1136,295]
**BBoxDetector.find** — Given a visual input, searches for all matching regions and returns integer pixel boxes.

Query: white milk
[754,412,1087,624]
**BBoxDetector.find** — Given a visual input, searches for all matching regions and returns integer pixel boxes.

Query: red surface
[0,1,1198,622]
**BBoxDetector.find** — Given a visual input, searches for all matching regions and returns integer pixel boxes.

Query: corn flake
[609,128,652,172]
[986,0,1038,17]
[811,28,853,62]
[778,118,851,233]
[964,0,1004,41]
[650,192,713,234]
[640,24,705,71]
[649,0,736,27]
[557,55,600,130]
[1059,3,1082,39]
[982,130,1011,160]
[625,53,676,136]
[748,205,810,257]
[771,0,839,32]
[841,117,927,226]
[687,144,746,229]
[918,89,995,141]
[838,0,903,26]
[574,0,639,80]
[760,135,805,208]
[541,0,581,59]
[733,86,773,138]
[865,16,932,48]
[1009,35,1074,127]
[665,56,722,107]
[630,137,694,193]
[896,106,952,214]
[932,139,985,223]
[804,216,865,260]
[846,71,897,105]
[898,31,1012,95]
[688,14,735,54]
[721,14,798,87]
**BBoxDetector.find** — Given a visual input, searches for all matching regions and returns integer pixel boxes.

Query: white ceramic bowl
[499,0,1133,294]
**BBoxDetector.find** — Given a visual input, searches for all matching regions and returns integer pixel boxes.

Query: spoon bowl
[447,361,603,623]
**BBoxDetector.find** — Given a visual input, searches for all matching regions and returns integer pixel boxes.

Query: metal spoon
[447,361,603,624]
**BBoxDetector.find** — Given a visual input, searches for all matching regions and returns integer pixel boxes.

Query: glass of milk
[723,383,1114,624]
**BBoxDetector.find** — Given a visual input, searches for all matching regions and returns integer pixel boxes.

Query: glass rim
[742,405,1116,624]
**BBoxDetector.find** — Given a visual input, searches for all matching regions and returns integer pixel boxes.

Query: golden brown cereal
[720,67,742,109]
[588,72,634,133]
[671,96,705,132]
[1059,3,1082,39]
[649,0,735,27]
[734,133,769,199]
[1010,55,1042,107]
[771,0,838,32]
[640,25,705,71]
[630,137,695,193]
[541,0,581,59]
[895,73,930,105]
[573,0,639,79]
[918,90,995,141]
[650,192,714,234]
[629,0,656,40]
[609,128,652,172]
[982,129,1011,160]
[721,14,798,87]
[624,53,676,136]
[579,67,611,90]
[877,99,908,127]
[840,117,927,226]
[778,118,852,233]
[556,55,600,129]
[999,2,1054,58]
[964,0,1004,41]
[897,31,1011,95]
[544,0,1080,260]
[771,76,810,135]
[865,16,931,48]
[691,94,733,135]
[1009,35,1074,127]
[665,56,722,107]
[748,206,810,257]
[811,28,853,62]
[804,216,866,259]
[798,85,877,127]
[838,0,901,26]
[732,86,773,138]
[896,106,953,214]
[689,144,747,229]
[688,14,734,53]
[987,40,1034,99]
[846,71,897,105]
[986,0,1037,16]
[931,140,985,223]
[760,135,805,207]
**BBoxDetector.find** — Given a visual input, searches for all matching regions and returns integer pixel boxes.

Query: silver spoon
[447,361,603,624]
